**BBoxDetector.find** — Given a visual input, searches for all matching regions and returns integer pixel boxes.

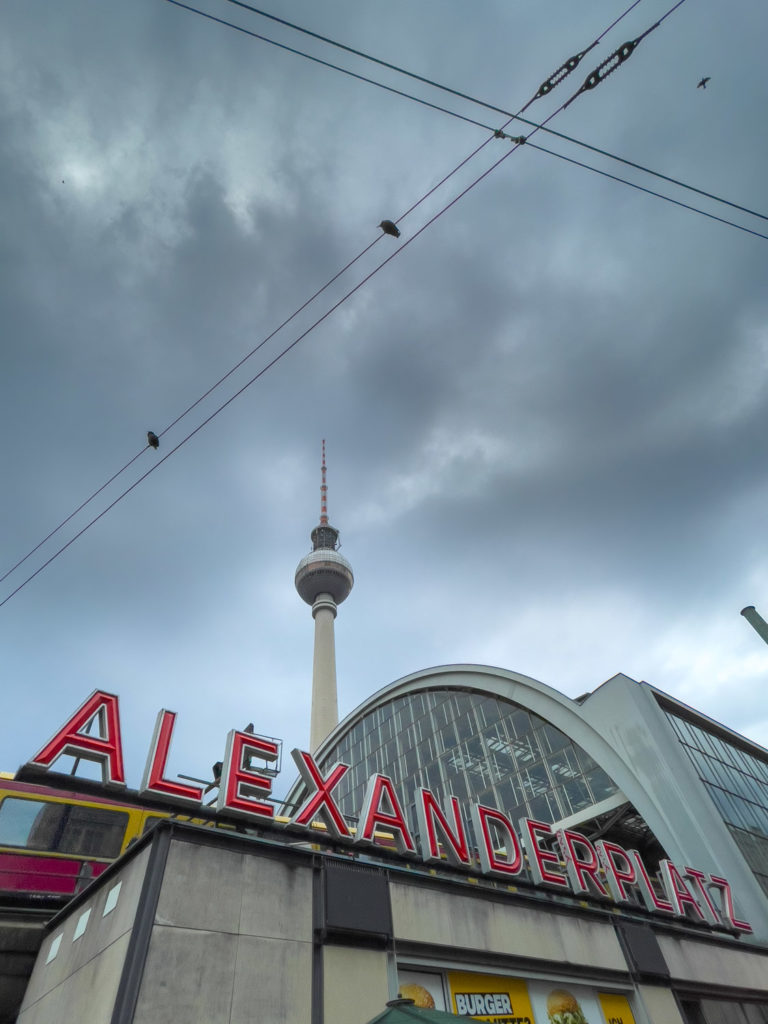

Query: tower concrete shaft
[295,443,353,753]
[309,596,340,753]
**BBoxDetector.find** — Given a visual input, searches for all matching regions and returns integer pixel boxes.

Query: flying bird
[697,77,711,89]
[147,431,159,449]
[379,220,401,238]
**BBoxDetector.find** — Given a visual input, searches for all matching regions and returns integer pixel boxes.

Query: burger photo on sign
[546,988,589,1024]
[398,984,435,1008]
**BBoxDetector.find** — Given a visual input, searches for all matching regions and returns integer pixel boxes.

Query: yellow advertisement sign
[598,993,636,1024]
[448,971,534,1023]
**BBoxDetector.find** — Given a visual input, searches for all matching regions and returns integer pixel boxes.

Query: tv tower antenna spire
[320,439,328,526]
[295,442,354,751]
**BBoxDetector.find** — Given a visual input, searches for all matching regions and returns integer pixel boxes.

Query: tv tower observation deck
[295,442,354,752]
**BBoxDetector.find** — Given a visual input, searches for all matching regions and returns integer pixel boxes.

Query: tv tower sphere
[295,542,354,607]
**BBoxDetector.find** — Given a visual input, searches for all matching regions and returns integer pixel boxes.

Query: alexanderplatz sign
[27,690,752,935]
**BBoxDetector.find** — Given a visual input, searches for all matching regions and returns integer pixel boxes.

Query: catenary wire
[0,0,651,589]
[0,0,721,604]
[168,0,768,227]
[0,449,146,587]
[218,0,645,113]
[525,141,768,241]
[0,133,534,610]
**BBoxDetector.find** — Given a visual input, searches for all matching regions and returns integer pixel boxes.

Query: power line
[562,0,688,108]
[165,0,767,228]
[0,142,522,609]
[2,133,533,608]
[2,0,649,591]
[0,0,714,605]
[0,237,384,589]
[218,0,646,114]
[525,141,768,242]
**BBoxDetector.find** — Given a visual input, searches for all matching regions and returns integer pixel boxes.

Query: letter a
[30,690,125,785]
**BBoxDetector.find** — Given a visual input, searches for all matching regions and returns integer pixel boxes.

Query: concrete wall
[391,879,627,973]
[635,984,687,1024]
[322,946,388,1024]
[658,933,768,995]
[16,826,768,1024]
[131,839,313,1024]
[18,845,151,1024]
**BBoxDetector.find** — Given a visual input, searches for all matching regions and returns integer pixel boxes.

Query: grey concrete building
[16,817,768,1024]
[10,664,768,1023]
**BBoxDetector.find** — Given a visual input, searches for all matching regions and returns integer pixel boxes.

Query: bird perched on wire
[147,431,159,449]
[697,77,711,89]
[379,219,401,238]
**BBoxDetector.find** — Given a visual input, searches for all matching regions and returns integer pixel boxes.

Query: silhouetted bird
[379,219,400,238]
[697,77,710,89]
[147,431,159,449]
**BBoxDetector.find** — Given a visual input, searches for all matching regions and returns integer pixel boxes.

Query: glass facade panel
[665,709,768,898]
[319,688,620,839]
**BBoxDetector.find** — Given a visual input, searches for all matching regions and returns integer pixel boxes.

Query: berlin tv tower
[295,442,354,752]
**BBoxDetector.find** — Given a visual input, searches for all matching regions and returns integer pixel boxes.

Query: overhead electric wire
[0,0,725,606]
[0,238,385,589]
[0,449,146,587]
[0,131,536,610]
[525,141,768,241]
[218,0,645,113]
[2,0,651,593]
[164,0,768,227]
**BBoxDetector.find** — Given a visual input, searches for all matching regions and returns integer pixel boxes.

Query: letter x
[290,749,352,841]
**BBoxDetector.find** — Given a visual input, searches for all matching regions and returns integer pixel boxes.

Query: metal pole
[740,606,768,646]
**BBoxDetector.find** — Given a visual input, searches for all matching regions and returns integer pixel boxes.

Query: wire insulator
[535,50,590,98]
[564,39,639,107]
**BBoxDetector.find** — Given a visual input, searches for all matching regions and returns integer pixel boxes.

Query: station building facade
[299,665,768,944]
[14,664,768,1024]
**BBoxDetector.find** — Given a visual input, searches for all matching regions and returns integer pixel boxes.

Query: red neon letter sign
[216,730,278,820]
[556,829,609,898]
[708,875,752,933]
[289,749,352,842]
[683,867,721,926]
[471,805,523,877]
[595,840,637,904]
[140,710,203,804]
[415,789,471,867]
[659,860,705,921]
[520,819,568,889]
[30,690,125,786]
[355,774,416,856]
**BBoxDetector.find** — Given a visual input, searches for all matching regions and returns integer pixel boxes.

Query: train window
[59,805,129,858]
[0,798,65,848]
[142,816,165,835]
[0,798,129,859]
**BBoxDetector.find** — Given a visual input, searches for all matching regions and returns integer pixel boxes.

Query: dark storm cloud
[2,0,768,786]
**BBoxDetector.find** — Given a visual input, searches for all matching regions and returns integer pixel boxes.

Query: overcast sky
[2,0,768,799]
